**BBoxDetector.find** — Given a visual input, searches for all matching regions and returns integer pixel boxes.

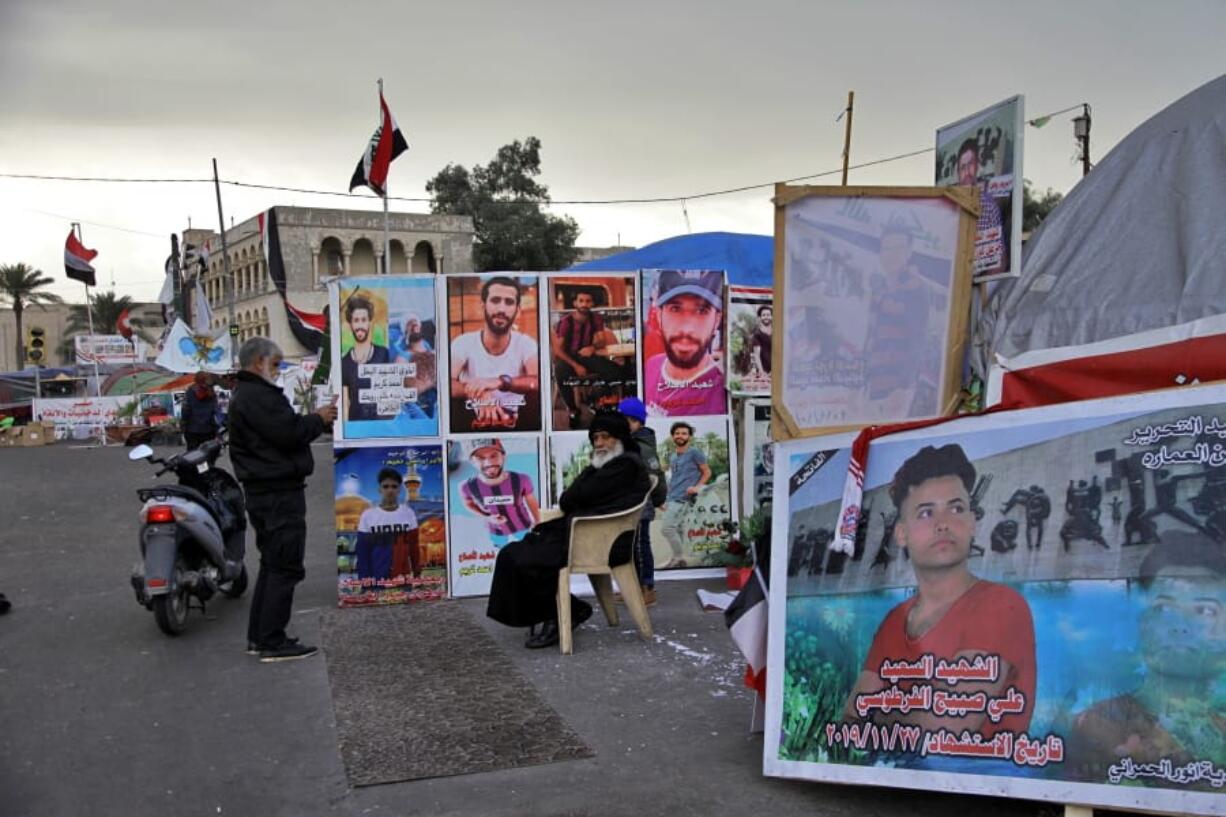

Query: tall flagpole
[212,158,237,367]
[72,222,102,397]
[379,78,391,275]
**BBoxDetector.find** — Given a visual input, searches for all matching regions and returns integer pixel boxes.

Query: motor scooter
[128,437,248,636]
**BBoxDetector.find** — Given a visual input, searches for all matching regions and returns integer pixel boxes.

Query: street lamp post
[1072,104,1092,177]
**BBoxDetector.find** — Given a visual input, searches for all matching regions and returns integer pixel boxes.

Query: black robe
[486,452,650,627]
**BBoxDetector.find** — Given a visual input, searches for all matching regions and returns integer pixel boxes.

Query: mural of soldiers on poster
[640,269,728,418]
[447,274,542,433]
[334,444,447,606]
[546,274,638,430]
[335,276,439,439]
[446,436,542,597]
[765,384,1226,817]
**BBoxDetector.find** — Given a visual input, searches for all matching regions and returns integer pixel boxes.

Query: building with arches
[183,206,473,359]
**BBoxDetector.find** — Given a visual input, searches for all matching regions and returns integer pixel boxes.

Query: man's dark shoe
[572,602,593,628]
[525,621,560,649]
[247,636,298,656]
[258,642,317,663]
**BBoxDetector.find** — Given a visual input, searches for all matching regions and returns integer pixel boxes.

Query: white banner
[74,335,138,366]
[154,319,232,374]
[33,396,130,427]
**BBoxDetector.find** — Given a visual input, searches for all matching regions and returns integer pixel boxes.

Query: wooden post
[841,90,855,185]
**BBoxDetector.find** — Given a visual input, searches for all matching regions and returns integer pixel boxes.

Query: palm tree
[0,263,64,368]
[58,289,152,360]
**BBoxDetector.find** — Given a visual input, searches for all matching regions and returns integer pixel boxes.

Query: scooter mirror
[129,444,155,461]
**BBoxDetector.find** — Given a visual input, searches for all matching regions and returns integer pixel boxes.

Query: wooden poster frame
[770,184,980,441]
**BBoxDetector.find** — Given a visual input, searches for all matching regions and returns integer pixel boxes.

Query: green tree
[1022,180,1064,233]
[427,137,581,271]
[57,289,150,360]
[0,263,64,368]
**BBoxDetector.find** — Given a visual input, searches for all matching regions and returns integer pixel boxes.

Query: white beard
[590,440,625,469]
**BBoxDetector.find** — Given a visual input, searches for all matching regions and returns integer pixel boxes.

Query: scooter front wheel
[152,568,189,636]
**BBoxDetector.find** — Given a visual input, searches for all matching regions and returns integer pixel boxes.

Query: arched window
[411,241,436,274]
[350,238,377,277]
[321,236,344,279]
[388,239,407,275]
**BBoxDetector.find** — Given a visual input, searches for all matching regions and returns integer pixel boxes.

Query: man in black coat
[227,338,337,662]
[181,371,220,450]
[487,411,650,649]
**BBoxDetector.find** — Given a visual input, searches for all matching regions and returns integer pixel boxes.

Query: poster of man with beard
[447,275,542,433]
[641,269,728,418]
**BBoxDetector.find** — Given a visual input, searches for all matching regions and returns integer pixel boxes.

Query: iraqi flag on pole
[65,231,98,287]
[348,91,408,197]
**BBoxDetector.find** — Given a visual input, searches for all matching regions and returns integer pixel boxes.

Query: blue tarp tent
[567,231,774,288]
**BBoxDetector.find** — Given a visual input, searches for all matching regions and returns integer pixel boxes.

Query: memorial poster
[640,269,728,418]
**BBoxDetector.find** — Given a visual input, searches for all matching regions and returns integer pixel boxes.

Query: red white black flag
[64,230,98,287]
[349,91,408,197]
[258,208,327,353]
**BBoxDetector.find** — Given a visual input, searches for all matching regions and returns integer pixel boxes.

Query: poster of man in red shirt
[844,444,1036,738]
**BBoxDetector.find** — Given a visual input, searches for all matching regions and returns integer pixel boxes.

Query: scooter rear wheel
[152,566,189,636]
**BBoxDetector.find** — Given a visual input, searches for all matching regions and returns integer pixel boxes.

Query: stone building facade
[186,206,474,359]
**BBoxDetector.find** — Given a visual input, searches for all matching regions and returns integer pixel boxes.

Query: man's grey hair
[239,337,282,369]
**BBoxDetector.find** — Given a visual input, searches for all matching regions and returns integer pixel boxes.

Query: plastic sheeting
[984,74,1226,372]
[568,231,773,287]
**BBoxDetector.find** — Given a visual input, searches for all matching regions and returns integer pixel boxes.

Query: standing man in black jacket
[228,338,337,662]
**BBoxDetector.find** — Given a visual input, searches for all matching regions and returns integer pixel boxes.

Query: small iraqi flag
[64,230,98,287]
[349,91,408,197]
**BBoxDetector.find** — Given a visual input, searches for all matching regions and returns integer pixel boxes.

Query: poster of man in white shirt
[447,275,542,433]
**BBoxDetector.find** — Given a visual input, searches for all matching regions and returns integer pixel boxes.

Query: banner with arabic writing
[333,443,448,607]
[764,383,1226,815]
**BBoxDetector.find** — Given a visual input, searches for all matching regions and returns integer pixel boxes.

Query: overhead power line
[0,144,936,210]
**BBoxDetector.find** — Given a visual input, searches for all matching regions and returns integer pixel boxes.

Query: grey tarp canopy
[981,73,1226,376]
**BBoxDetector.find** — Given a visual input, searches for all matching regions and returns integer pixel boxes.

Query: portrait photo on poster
[641,269,729,418]
[546,274,638,431]
[551,418,735,570]
[741,399,774,518]
[335,276,440,439]
[936,95,1024,282]
[446,435,542,598]
[766,383,1226,815]
[728,286,774,396]
[776,187,974,434]
[447,274,542,433]
[334,443,448,607]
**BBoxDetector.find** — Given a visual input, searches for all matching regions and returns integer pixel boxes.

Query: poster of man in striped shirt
[458,438,541,547]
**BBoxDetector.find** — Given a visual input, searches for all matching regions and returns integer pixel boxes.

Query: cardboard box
[18,426,46,447]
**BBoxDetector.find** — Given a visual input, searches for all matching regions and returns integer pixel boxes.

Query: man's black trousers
[245,488,307,649]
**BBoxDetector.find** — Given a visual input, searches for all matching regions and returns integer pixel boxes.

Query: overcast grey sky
[1,0,1224,301]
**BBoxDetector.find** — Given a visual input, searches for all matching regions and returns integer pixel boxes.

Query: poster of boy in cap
[447,436,542,597]
[641,269,728,418]
[335,276,439,440]
[334,444,448,606]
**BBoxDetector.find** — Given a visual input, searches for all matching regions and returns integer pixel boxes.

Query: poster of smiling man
[764,383,1226,817]
[334,443,448,606]
[728,286,774,395]
[447,274,542,433]
[936,95,1025,281]
[446,436,542,597]
[546,274,638,430]
[334,276,439,440]
[641,269,728,418]
[773,185,977,438]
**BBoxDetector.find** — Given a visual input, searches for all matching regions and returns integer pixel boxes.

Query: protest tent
[984,73,1226,370]
[568,231,773,287]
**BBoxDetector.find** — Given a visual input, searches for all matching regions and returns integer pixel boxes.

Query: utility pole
[212,158,237,367]
[840,91,855,185]
[1073,104,1092,177]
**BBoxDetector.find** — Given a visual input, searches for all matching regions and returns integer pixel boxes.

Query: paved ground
[0,442,1133,817]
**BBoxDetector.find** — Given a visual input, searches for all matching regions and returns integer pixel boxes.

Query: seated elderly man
[487,411,650,649]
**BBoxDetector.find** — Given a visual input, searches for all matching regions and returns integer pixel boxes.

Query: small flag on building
[349,91,408,197]
[64,231,98,287]
[116,308,133,339]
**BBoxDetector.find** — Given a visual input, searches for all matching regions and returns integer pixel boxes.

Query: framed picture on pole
[772,185,979,439]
